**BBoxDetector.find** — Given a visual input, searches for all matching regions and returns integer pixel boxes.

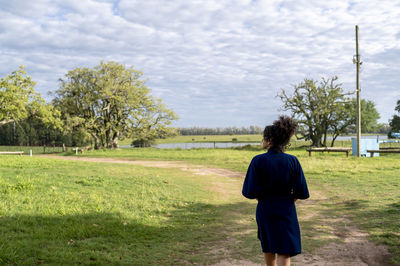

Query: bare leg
[264,253,276,266]
[277,254,290,266]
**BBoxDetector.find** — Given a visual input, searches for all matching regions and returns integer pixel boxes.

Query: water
[118,135,388,149]
[155,142,260,149]
[331,135,387,141]
[120,142,260,149]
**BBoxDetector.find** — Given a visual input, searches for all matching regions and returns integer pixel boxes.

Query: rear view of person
[242,116,309,266]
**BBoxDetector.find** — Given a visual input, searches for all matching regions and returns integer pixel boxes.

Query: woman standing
[242,116,309,266]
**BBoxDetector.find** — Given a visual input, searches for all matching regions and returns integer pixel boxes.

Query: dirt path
[39,155,392,265]
[292,191,391,266]
[39,155,243,178]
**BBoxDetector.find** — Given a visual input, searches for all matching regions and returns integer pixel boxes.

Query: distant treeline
[178,124,391,137]
[178,126,263,135]
[0,118,78,147]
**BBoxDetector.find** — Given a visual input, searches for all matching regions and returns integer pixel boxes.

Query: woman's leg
[264,252,276,266]
[277,254,290,266]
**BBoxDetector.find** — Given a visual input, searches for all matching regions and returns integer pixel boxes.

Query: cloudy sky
[1,0,399,127]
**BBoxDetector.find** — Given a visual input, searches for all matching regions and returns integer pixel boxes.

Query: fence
[0,145,65,155]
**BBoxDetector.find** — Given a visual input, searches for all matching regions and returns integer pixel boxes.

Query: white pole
[76,148,78,155]
[30,149,32,157]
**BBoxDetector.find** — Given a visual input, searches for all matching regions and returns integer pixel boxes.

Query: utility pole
[355,25,361,157]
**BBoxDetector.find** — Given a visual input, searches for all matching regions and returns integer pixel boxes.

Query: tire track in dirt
[38,155,392,265]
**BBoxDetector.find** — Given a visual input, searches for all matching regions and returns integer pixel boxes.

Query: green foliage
[54,61,177,149]
[389,100,400,137]
[279,77,352,147]
[359,99,380,132]
[279,77,380,147]
[0,115,67,146]
[0,66,62,129]
[344,99,380,133]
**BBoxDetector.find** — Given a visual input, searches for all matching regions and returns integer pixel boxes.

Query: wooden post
[355,25,361,157]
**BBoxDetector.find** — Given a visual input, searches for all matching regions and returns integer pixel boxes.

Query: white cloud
[1,0,400,126]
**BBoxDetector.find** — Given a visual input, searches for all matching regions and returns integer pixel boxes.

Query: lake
[119,135,388,149]
[120,142,260,149]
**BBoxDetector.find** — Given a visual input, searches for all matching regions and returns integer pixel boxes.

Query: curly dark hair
[263,116,298,151]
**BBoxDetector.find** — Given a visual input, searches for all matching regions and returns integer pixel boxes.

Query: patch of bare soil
[294,227,391,266]
[213,259,260,266]
[39,155,392,265]
[293,193,391,266]
[38,155,242,178]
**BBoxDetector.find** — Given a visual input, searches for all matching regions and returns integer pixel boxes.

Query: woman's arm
[242,157,262,199]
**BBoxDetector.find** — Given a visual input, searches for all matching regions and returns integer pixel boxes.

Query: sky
[1,0,399,127]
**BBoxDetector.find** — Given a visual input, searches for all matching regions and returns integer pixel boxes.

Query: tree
[389,100,400,137]
[329,99,380,146]
[279,77,352,147]
[352,99,380,133]
[0,66,62,128]
[53,61,177,149]
[279,77,381,147]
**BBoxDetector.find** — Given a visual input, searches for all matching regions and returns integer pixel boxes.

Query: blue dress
[242,148,309,256]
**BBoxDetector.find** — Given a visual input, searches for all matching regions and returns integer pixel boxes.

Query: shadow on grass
[309,199,398,265]
[0,201,259,265]
[355,201,400,265]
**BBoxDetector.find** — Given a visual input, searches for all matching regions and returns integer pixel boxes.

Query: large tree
[389,99,400,137]
[279,77,352,147]
[53,61,177,149]
[0,66,62,128]
[279,77,380,147]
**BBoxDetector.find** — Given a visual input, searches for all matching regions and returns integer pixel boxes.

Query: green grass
[0,156,262,265]
[76,147,400,265]
[2,146,400,264]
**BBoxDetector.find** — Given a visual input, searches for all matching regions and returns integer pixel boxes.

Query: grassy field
[74,147,400,265]
[2,147,400,264]
[0,156,260,265]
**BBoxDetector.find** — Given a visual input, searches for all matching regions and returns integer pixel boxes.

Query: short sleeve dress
[242,148,309,256]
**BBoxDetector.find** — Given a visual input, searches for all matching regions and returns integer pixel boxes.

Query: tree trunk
[322,128,328,147]
[311,134,322,147]
[106,129,115,149]
[92,134,100,150]
[331,132,339,147]
[111,131,119,149]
